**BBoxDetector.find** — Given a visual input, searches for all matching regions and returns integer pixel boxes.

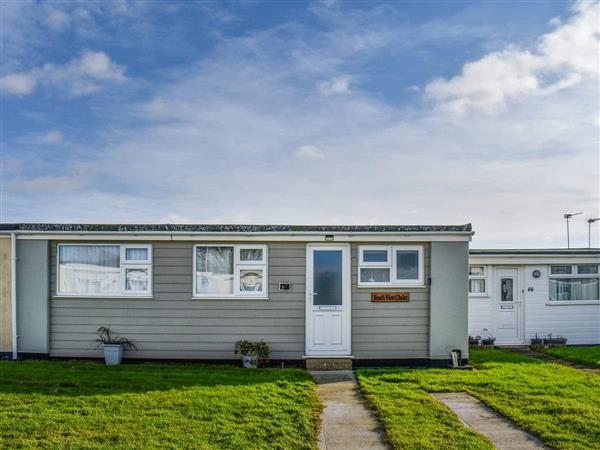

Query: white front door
[494,268,522,344]
[305,244,351,356]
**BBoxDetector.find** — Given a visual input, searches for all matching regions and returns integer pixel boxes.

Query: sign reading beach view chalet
[371,292,410,302]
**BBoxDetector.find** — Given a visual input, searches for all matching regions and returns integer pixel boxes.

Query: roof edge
[0,223,473,234]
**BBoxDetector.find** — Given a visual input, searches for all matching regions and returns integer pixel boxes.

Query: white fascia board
[469,255,600,265]
[15,231,473,242]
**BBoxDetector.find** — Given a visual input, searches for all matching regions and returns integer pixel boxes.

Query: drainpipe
[11,232,17,360]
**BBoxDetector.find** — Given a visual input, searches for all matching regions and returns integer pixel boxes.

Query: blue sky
[1,0,598,248]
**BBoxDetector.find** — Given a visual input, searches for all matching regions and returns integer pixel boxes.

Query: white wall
[468,263,600,345]
[468,297,493,338]
[523,265,600,345]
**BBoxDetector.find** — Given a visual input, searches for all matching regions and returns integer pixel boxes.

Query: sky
[1,0,599,248]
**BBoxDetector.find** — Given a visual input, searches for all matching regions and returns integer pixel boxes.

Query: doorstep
[304,356,354,370]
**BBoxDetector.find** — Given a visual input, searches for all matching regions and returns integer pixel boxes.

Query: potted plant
[234,340,271,368]
[544,333,567,346]
[468,336,480,347]
[96,327,137,366]
[481,336,496,347]
[530,333,544,346]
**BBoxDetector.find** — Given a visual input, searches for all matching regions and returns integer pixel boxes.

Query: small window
[195,246,234,295]
[124,267,150,293]
[360,268,391,283]
[363,250,389,263]
[550,278,599,301]
[239,268,264,292]
[358,245,423,286]
[395,250,419,281]
[549,264,600,301]
[58,244,152,297]
[125,247,149,262]
[359,246,390,266]
[194,244,267,298]
[468,266,487,295]
[551,265,572,275]
[500,278,514,302]
[238,245,265,264]
[469,266,484,276]
[577,265,598,275]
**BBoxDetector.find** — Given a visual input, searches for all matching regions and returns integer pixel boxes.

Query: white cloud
[1,50,126,97]
[5,1,599,247]
[47,9,70,31]
[1,72,37,95]
[318,76,351,95]
[40,131,64,144]
[425,1,599,114]
[296,145,325,160]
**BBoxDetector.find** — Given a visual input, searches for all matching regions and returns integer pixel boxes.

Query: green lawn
[539,345,600,368]
[0,361,320,449]
[357,349,600,450]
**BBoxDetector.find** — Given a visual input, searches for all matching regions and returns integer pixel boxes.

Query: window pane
[126,248,149,261]
[360,268,390,283]
[469,266,484,276]
[501,278,514,301]
[363,250,388,263]
[125,268,149,291]
[240,248,263,262]
[396,250,419,280]
[59,245,120,294]
[577,265,598,275]
[551,265,572,275]
[196,247,234,295]
[239,269,264,292]
[313,250,342,306]
[469,279,486,294]
[550,278,599,301]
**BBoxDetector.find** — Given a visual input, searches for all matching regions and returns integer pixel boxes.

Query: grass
[357,349,600,450]
[539,345,600,368]
[0,361,320,449]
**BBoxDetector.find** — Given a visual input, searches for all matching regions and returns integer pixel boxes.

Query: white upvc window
[468,265,487,296]
[358,245,424,287]
[57,244,152,297]
[193,244,268,298]
[549,264,599,302]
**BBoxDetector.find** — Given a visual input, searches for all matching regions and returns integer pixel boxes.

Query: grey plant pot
[103,344,123,366]
[242,354,259,369]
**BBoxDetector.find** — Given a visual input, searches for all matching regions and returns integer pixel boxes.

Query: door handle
[313,292,318,296]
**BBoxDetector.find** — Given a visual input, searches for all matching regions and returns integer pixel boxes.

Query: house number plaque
[371,292,410,302]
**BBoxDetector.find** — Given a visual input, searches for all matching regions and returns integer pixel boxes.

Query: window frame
[468,265,488,297]
[359,246,391,266]
[193,244,268,299]
[357,245,424,288]
[549,264,599,302]
[56,243,153,298]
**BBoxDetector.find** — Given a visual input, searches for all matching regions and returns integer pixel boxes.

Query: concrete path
[311,370,389,450]
[432,393,549,450]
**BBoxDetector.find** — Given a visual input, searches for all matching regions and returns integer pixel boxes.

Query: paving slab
[311,370,389,450]
[432,393,549,450]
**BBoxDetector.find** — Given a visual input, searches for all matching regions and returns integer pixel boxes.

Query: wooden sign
[371,292,410,302]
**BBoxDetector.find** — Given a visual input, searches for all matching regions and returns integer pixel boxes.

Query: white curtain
[125,248,148,261]
[125,268,149,291]
[240,248,263,261]
[469,279,486,294]
[550,278,599,301]
[196,247,234,294]
[240,269,263,291]
[59,245,120,294]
